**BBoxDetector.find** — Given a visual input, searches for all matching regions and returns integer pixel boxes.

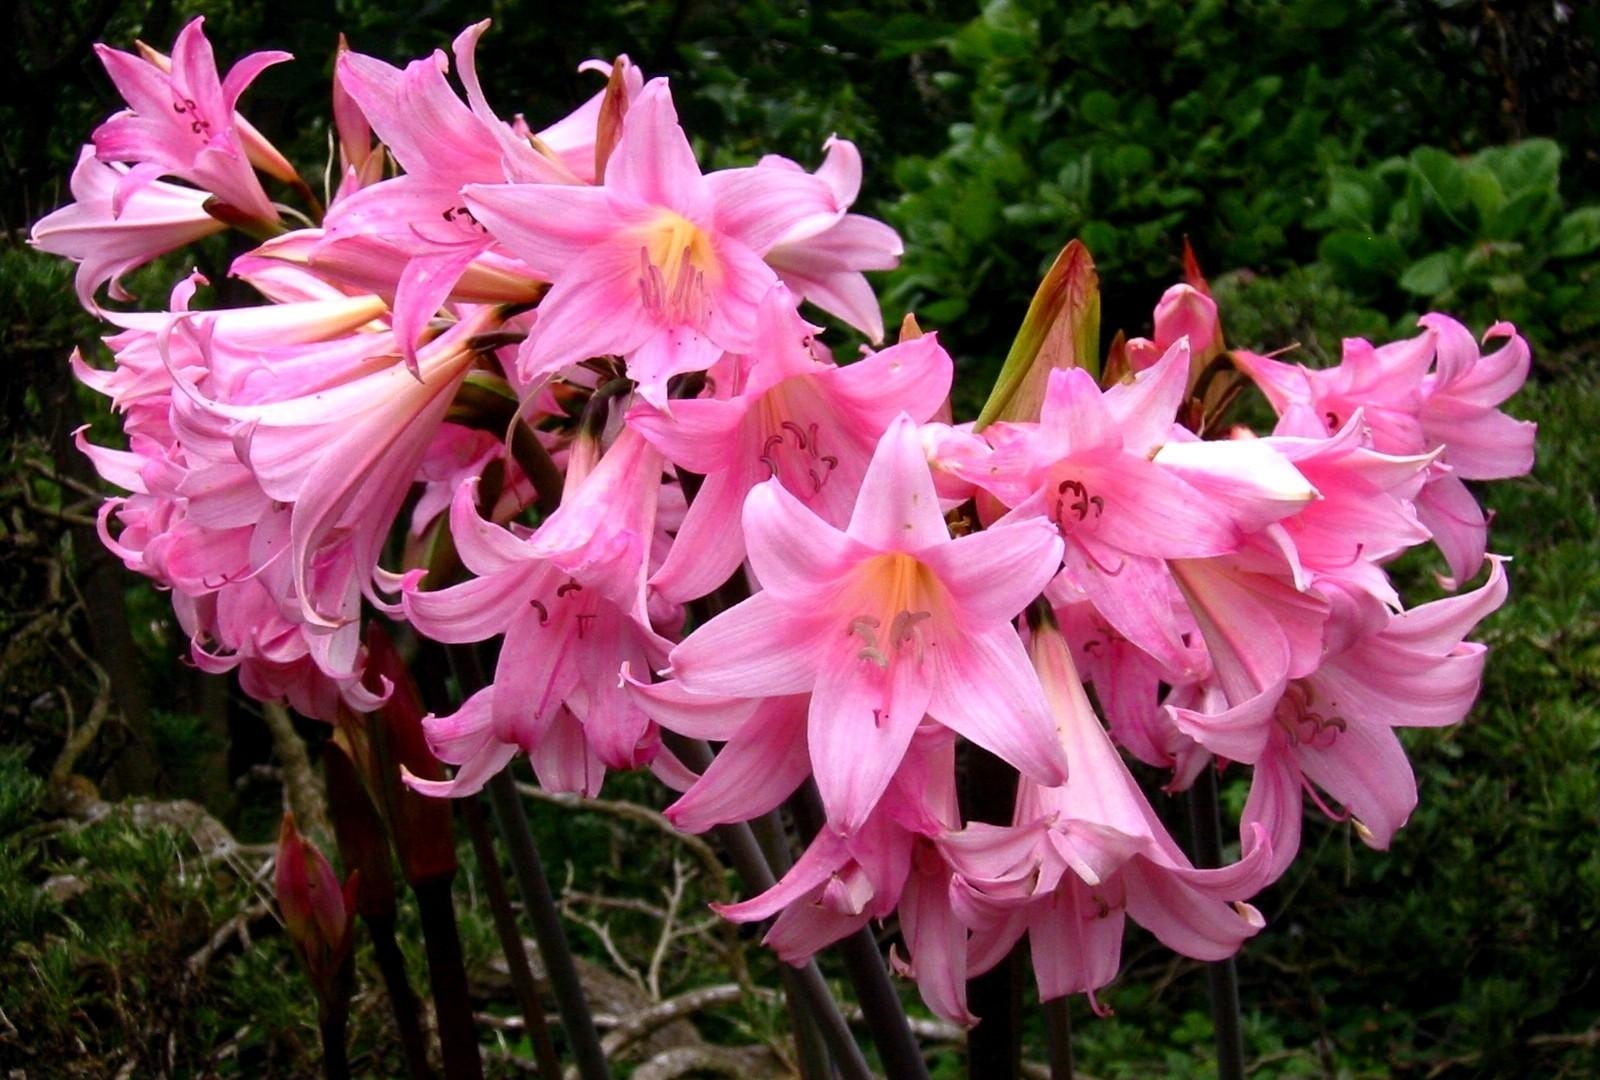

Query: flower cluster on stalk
[34,17,1535,1025]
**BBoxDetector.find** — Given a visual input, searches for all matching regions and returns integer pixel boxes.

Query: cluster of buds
[34,18,1533,1025]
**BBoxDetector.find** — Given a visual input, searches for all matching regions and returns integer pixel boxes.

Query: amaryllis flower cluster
[34,17,1533,1027]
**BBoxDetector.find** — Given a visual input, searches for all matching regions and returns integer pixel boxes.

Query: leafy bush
[1309,139,1600,355]
[880,0,1510,365]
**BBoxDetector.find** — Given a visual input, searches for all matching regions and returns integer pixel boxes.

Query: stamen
[557,579,583,597]
[529,599,550,625]
[857,645,889,668]
[850,616,889,668]
[780,420,809,449]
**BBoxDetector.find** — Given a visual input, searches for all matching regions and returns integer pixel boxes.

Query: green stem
[413,874,485,1080]
[462,795,564,1079]
[790,782,930,1080]
[1042,994,1075,1080]
[1187,766,1245,1080]
[666,734,869,1080]
[487,770,614,1080]
[364,912,435,1080]
[962,746,1021,1078]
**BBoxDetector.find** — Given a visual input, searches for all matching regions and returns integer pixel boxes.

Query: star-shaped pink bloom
[668,413,1069,834]
[463,79,852,405]
[627,285,952,602]
[93,17,287,224]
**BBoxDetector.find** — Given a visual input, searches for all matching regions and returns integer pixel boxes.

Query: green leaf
[1479,138,1561,198]
[1410,147,1470,218]
[1398,251,1461,297]
[975,240,1100,429]
[1552,206,1600,259]
[1318,230,1406,290]
[1080,88,1119,126]
[1325,178,1374,229]
[1463,163,1507,226]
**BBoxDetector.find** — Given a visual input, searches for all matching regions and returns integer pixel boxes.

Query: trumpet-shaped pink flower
[1238,557,1509,881]
[947,620,1270,1006]
[1234,316,1534,585]
[963,342,1312,673]
[628,286,952,602]
[755,136,904,342]
[712,730,960,985]
[669,414,1069,834]
[30,147,225,312]
[170,307,496,638]
[320,21,585,368]
[93,17,285,224]
[463,79,865,404]
[403,427,672,791]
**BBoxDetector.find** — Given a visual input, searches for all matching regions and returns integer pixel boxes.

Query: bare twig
[1528,1023,1600,1048]
[516,783,729,901]
[262,702,329,838]
[598,983,773,1061]
[628,1044,778,1080]
[647,858,690,1001]
[187,901,272,976]
[48,653,112,788]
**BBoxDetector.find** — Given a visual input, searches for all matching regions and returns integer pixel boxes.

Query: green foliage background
[2,0,1598,1076]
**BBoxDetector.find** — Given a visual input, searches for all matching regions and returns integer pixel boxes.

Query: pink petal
[604,80,709,219]
[741,479,864,600]
[918,516,1062,624]
[846,413,949,551]
[462,182,627,278]
[1293,719,1417,849]
[669,591,827,697]
[707,164,839,254]
[925,628,1070,788]
[809,635,934,834]
[1123,859,1263,961]
[665,697,809,832]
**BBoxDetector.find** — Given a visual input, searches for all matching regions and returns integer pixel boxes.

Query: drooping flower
[948,617,1271,1006]
[93,17,287,225]
[30,147,225,312]
[403,426,672,793]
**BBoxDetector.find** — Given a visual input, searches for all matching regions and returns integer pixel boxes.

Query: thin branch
[187,901,271,975]
[516,783,729,901]
[488,771,614,1080]
[598,983,770,1061]
[646,858,690,1001]
[261,703,329,839]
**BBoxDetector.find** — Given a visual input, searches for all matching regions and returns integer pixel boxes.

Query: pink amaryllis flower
[462,79,859,405]
[30,147,226,312]
[742,136,904,342]
[93,17,286,225]
[627,285,952,602]
[667,413,1069,834]
[403,426,673,792]
[1238,557,1510,881]
[1233,316,1535,585]
[961,341,1312,673]
[320,21,582,368]
[948,618,1271,1007]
